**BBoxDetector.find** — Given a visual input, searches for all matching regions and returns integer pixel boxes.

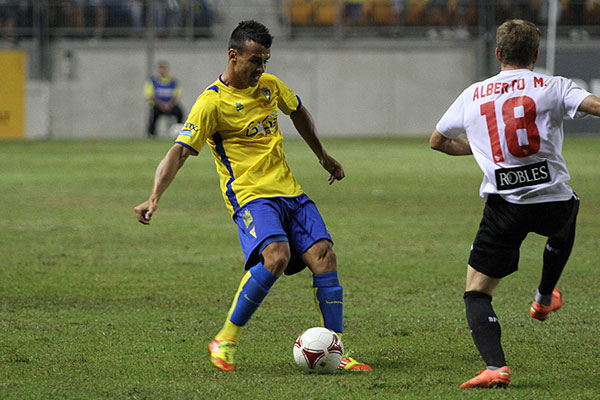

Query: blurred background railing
[0,1,213,40]
[1,1,599,42]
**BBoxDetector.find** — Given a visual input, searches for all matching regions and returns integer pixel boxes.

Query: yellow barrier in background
[0,51,26,139]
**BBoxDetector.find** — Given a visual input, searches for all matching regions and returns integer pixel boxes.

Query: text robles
[495,160,551,190]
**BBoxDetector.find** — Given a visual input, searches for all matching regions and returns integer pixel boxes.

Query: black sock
[538,237,573,295]
[539,197,578,295]
[464,291,506,368]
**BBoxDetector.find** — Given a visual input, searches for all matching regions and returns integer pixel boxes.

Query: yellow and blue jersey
[175,73,304,216]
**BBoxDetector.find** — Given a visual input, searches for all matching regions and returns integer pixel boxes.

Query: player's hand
[320,155,345,185]
[134,199,157,225]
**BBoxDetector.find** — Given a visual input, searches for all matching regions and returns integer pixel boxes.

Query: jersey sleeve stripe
[175,141,199,155]
[212,133,241,214]
[292,95,302,113]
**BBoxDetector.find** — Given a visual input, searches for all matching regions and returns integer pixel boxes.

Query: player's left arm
[290,105,344,184]
[430,129,472,156]
[577,94,600,117]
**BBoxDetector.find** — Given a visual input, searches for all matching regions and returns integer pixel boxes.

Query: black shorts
[468,194,579,279]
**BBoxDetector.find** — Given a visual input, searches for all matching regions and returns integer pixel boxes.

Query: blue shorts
[234,194,332,275]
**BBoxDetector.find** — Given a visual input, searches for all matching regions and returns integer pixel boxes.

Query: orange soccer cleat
[460,366,511,389]
[530,288,564,321]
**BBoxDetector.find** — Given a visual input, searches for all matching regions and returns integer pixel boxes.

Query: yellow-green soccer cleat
[338,354,372,371]
[208,339,236,371]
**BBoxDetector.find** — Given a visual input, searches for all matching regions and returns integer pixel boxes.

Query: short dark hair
[496,19,540,67]
[228,20,273,52]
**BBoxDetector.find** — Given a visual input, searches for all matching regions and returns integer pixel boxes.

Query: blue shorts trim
[258,234,288,255]
[234,194,332,275]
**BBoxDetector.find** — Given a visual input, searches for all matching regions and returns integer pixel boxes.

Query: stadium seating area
[280,0,600,39]
[283,0,478,27]
[284,0,600,28]
[0,0,213,39]
[1,0,600,40]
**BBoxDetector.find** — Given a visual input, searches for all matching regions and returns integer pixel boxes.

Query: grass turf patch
[1,137,599,399]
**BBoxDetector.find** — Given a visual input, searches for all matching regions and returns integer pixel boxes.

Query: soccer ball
[293,327,344,374]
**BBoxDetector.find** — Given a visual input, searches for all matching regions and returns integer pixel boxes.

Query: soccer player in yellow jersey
[134,20,371,372]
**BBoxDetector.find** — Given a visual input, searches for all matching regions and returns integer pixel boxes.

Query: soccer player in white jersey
[134,20,371,372]
[430,19,600,389]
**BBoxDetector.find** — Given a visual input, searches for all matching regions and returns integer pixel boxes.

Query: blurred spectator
[424,0,450,39]
[404,0,427,25]
[391,0,408,24]
[128,0,143,33]
[151,0,166,34]
[495,0,513,23]
[67,0,85,29]
[144,60,184,138]
[585,0,600,24]
[89,0,107,37]
[16,0,32,33]
[449,0,476,25]
[344,0,365,25]
[449,0,476,38]
[426,0,449,26]
[513,0,540,22]
[0,0,18,39]
[178,0,212,33]
[562,0,589,40]
[166,0,181,33]
[496,0,541,24]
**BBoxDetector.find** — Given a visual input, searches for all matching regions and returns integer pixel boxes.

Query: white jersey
[436,68,591,204]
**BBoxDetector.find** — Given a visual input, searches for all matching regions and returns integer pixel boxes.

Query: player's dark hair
[496,19,540,67]
[229,20,273,52]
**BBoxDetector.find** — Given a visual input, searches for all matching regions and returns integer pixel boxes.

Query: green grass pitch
[1,136,599,399]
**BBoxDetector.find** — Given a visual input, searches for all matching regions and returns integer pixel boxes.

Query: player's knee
[262,246,291,276]
[323,248,337,271]
[312,241,337,274]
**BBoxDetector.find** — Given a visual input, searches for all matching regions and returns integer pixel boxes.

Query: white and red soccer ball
[293,327,344,374]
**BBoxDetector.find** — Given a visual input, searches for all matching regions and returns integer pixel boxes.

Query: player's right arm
[430,129,472,156]
[134,143,192,225]
[144,80,156,104]
[577,94,600,117]
[431,88,472,156]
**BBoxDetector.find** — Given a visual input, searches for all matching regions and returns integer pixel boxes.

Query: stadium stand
[1,1,600,41]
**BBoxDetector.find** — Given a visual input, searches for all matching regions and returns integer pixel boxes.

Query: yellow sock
[215,320,242,343]
[214,271,251,343]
